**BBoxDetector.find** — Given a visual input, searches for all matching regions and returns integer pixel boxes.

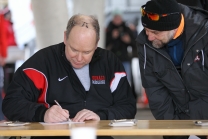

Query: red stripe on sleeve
[24,68,49,108]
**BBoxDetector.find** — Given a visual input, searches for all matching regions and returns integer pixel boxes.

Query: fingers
[72,109,100,122]
[44,105,69,123]
[64,109,72,121]
[62,109,69,118]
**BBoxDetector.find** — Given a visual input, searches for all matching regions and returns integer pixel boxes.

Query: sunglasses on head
[141,5,180,21]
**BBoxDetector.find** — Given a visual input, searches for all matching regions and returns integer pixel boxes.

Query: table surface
[0,120,208,136]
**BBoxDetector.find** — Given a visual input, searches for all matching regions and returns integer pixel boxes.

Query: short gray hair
[66,14,100,43]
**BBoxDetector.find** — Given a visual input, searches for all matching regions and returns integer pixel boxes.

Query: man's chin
[152,42,164,49]
[72,64,84,69]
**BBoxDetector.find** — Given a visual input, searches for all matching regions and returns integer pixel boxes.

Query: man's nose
[77,52,82,61]
[147,32,156,41]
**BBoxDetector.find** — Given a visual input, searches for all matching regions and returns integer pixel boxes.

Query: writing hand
[44,105,69,123]
[72,109,100,122]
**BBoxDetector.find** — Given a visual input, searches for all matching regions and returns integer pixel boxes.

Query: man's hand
[44,105,69,123]
[72,109,100,122]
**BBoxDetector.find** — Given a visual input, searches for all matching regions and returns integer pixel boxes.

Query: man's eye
[84,51,91,54]
[154,31,160,35]
[71,48,77,52]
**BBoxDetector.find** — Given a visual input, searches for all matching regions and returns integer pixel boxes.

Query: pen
[54,100,62,108]
[54,100,71,121]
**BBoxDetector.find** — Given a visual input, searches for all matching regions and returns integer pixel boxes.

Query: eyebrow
[68,43,94,53]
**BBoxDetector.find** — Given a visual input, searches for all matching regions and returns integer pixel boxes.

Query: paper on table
[109,119,137,127]
[40,120,85,125]
[0,121,30,127]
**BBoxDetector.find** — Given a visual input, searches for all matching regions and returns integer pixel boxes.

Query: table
[0,120,208,136]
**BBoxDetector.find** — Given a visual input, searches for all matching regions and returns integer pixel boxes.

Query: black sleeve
[2,52,48,122]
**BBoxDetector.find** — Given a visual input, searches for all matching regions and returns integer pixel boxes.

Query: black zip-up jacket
[136,4,208,120]
[2,42,136,122]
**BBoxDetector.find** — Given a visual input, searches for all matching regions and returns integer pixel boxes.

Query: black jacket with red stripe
[2,42,136,122]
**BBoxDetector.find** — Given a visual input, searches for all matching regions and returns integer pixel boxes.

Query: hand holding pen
[54,100,71,121]
[43,100,70,123]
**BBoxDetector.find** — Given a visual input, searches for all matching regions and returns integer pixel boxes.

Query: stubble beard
[151,30,175,49]
[152,40,165,49]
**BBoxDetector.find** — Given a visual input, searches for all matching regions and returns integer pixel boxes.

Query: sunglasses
[141,5,180,21]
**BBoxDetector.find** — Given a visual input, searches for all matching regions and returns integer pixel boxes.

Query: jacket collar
[90,47,101,64]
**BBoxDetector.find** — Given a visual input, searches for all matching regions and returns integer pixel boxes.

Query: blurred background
[0,0,161,138]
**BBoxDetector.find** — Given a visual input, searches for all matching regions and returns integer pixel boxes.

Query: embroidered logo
[58,76,68,81]
[194,55,200,62]
[92,75,105,84]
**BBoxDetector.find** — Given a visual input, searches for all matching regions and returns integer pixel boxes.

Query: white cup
[71,127,96,139]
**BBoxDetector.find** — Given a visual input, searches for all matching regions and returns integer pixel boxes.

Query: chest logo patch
[194,55,200,62]
[58,76,68,81]
[92,76,105,84]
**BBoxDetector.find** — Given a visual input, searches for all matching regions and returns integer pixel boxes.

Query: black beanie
[141,0,181,31]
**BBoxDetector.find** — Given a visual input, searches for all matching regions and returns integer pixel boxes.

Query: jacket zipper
[84,100,87,107]
[83,64,93,108]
